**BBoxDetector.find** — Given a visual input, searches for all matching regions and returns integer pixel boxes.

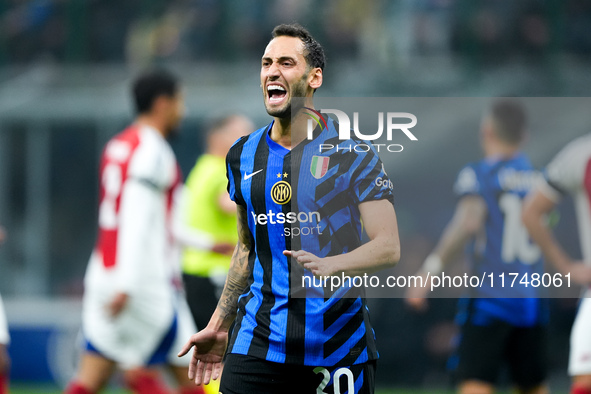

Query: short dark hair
[272,23,325,71]
[490,99,527,144]
[132,69,179,114]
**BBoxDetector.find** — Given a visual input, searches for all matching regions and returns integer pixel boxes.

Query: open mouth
[267,84,287,104]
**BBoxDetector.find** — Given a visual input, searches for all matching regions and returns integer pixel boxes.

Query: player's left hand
[283,250,335,277]
[177,328,228,386]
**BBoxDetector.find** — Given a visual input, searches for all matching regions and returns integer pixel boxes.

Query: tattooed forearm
[216,205,252,324]
[217,242,250,321]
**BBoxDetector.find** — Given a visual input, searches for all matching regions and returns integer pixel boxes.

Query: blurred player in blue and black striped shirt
[406,99,548,394]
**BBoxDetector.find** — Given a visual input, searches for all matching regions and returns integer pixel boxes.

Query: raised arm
[177,204,252,385]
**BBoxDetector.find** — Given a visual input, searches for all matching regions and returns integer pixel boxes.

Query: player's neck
[484,142,519,159]
[270,111,310,150]
[135,115,168,139]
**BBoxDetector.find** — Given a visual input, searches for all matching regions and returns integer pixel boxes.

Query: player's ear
[151,95,167,114]
[154,94,176,116]
[308,67,322,90]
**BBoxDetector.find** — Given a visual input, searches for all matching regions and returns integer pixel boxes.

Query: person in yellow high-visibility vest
[182,115,253,326]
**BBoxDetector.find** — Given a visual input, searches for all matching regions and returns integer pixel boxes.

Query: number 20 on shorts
[314,366,355,394]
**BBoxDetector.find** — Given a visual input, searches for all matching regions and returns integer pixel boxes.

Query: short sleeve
[453,165,480,197]
[225,134,250,207]
[543,139,587,199]
[351,146,394,205]
[127,136,170,190]
[226,144,244,206]
[226,156,237,203]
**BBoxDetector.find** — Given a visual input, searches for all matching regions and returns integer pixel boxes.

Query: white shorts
[569,292,591,376]
[0,294,8,345]
[82,287,195,370]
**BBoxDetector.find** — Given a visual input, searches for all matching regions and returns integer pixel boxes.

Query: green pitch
[9,384,459,394]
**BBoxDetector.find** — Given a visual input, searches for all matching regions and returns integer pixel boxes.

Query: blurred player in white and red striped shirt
[66,70,205,394]
[524,135,591,394]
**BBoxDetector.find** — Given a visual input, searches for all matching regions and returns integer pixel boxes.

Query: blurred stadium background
[1,0,591,392]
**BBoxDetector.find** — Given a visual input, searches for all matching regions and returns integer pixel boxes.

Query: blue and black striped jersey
[454,152,547,327]
[225,116,394,366]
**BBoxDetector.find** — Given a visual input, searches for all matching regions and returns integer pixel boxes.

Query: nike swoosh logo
[244,169,263,180]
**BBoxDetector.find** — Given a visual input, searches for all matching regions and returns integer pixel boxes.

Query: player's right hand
[405,296,428,312]
[404,277,430,312]
[177,328,228,386]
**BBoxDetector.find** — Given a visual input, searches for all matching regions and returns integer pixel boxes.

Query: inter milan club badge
[310,156,329,179]
[271,179,291,205]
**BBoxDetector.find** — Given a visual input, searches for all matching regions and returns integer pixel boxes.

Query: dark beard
[165,125,181,141]
[264,74,309,119]
[265,102,291,119]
